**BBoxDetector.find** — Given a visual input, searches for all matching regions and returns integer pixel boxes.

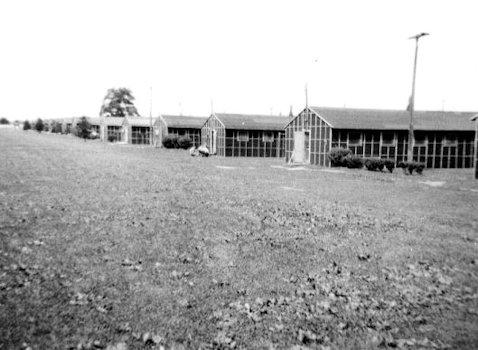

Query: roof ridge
[309,106,477,114]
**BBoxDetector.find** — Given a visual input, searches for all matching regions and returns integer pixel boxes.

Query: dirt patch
[419,180,446,187]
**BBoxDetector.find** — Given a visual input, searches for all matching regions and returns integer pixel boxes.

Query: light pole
[407,32,429,162]
[149,86,153,147]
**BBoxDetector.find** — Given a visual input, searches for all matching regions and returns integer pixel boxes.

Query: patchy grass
[1,129,477,350]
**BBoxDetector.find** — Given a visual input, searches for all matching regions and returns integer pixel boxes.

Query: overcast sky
[1,0,477,120]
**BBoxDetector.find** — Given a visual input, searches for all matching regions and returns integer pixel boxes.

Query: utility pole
[473,115,478,179]
[407,32,429,162]
[149,86,153,146]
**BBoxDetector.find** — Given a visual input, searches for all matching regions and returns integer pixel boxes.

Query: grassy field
[1,129,477,350]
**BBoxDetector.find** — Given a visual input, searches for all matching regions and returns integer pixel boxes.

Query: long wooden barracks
[93,106,476,170]
[201,113,289,157]
[285,106,476,169]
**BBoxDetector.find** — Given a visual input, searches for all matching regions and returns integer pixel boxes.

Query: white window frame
[381,132,396,145]
[262,131,274,142]
[414,132,427,145]
[444,134,457,146]
[348,132,362,145]
[237,131,249,142]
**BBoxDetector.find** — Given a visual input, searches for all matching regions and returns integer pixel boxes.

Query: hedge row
[328,147,425,174]
[364,158,395,173]
[398,161,425,175]
[162,135,193,149]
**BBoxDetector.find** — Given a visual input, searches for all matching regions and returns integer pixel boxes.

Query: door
[211,130,217,154]
[293,131,310,163]
[304,131,310,163]
[293,131,305,163]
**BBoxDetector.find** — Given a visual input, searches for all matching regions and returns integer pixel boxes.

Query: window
[444,134,457,146]
[382,132,395,145]
[237,131,249,142]
[262,131,274,142]
[414,133,427,145]
[348,132,362,145]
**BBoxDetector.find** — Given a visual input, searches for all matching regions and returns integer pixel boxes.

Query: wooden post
[473,116,478,179]
[407,33,429,162]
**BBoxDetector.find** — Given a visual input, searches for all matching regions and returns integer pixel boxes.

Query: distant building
[285,106,476,168]
[472,115,478,179]
[86,117,101,135]
[100,116,124,142]
[121,117,153,145]
[69,117,101,137]
[201,113,289,157]
[62,117,75,134]
[154,115,207,147]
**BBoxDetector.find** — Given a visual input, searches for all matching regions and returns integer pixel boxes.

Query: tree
[34,118,44,132]
[0,117,9,125]
[23,120,31,130]
[76,116,91,141]
[99,87,139,117]
[51,120,62,133]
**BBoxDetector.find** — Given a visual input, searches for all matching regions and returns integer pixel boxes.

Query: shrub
[76,116,91,140]
[34,118,44,132]
[398,161,425,175]
[177,136,193,150]
[51,121,62,133]
[383,159,395,173]
[162,135,179,149]
[364,158,381,171]
[108,135,119,142]
[23,121,32,130]
[328,147,351,167]
[344,154,363,169]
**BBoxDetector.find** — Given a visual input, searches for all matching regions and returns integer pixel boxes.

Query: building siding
[331,129,475,168]
[285,108,332,166]
[224,130,284,157]
[202,115,226,156]
[168,128,202,147]
[286,108,475,169]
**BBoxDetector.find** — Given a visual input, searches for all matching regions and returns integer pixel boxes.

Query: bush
[76,116,91,140]
[364,158,390,172]
[162,135,179,148]
[328,147,352,167]
[34,118,44,132]
[23,121,31,130]
[364,158,380,171]
[398,161,425,175]
[383,159,395,173]
[344,154,363,169]
[177,136,193,150]
[51,121,62,133]
[108,135,119,142]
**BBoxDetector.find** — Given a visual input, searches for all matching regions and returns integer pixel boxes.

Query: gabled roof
[161,115,207,128]
[308,106,477,131]
[123,117,153,127]
[87,117,101,125]
[104,117,126,127]
[213,113,289,131]
[62,117,74,124]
